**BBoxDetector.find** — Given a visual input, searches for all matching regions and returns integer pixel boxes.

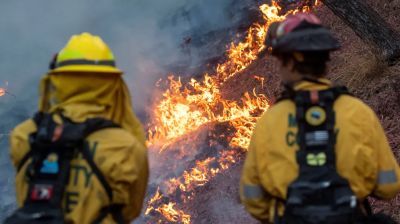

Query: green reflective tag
[306,152,326,166]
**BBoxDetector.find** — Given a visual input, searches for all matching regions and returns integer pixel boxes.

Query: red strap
[52,125,64,142]
[310,90,319,104]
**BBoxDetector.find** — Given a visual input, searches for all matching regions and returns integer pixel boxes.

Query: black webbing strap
[81,142,113,200]
[363,199,373,216]
[279,86,365,223]
[81,143,124,224]
[18,112,123,224]
[55,59,116,68]
[92,205,124,224]
[277,85,351,103]
[22,113,76,208]
[294,87,350,174]
[61,115,123,224]
[17,150,33,173]
[17,113,46,172]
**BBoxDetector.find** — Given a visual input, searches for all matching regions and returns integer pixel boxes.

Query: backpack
[4,112,124,224]
[276,86,359,224]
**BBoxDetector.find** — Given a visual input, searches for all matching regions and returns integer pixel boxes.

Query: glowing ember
[145,188,191,224]
[156,203,191,224]
[0,81,15,98]
[146,1,319,223]
[0,88,5,97]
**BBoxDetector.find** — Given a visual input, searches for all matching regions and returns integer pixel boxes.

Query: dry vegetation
[153,2,400,223]
[216,1,400,222]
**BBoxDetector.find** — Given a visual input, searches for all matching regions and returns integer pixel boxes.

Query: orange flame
[146,1,319,223]
[0,81,13,98]
[156,203,191,224]
[145,188,191,224]
[0,88,5,97]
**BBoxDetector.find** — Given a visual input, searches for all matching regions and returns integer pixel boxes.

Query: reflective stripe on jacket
[240,79,400,223]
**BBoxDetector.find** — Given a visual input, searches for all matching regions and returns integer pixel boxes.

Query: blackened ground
[216,1,400,222]
[144,1,399,223]
[184,161,258,224]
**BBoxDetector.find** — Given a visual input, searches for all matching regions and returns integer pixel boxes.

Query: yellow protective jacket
[10,72,149,224]
[240,79,400,223]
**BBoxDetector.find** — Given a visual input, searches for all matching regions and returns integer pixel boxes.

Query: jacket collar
[292,78,332,91]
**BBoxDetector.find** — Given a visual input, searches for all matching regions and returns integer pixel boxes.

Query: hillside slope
[213,1,400,222]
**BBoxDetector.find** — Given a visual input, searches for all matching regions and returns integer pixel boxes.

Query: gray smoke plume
[0,0,260,221]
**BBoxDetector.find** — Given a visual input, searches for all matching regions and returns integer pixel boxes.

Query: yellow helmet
[50,32,122,74]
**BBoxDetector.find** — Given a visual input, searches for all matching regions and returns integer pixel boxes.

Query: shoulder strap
[17,114,120,172]
[276,86,296,103]
[283,87,358,223]
[18,112,123,224]
[295,87,344,172]
[57,115,119,143]
[66,117,119,201]
[17,113,46,172]
[80,136,124,224]
[277,85,351,103]
[60,115,124,224]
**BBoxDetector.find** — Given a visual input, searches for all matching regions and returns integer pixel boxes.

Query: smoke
[0,0,257,220]
[0,0,257,116]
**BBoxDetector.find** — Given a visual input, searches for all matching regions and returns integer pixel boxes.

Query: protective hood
[39,72,146,146]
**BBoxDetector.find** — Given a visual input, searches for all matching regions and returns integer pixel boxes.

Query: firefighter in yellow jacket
[8,33,148,224]
[240,14,400,223]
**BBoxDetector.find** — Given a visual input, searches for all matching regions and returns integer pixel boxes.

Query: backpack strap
[19,112,80,221]
[282,87,358,223]
[17,113,46,172]
[79,140,124,224]
[59,115,124,224]
[16,112,124,224]
[276,85,296,103]
[277,85,351,102]
[293,86,352,183]
[294,89,338,171]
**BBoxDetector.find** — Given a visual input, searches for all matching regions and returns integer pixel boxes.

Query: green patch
[306,152,327,166]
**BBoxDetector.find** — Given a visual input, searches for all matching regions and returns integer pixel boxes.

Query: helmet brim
[50,64,123,74]
[272,28,341,55]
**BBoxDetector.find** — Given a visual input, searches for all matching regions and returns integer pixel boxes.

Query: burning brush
[0,82,16,98]
[276,0,319,15]
[145,1,319,223]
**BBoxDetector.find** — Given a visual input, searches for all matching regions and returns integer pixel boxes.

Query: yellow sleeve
[9,119,36,168]
[106,136,149,222]
[9,119,37,206]
[126,138,149,220]
[240,126,272,223]
[371,114,400,199]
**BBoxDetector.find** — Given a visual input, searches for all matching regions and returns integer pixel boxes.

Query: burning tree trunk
[321,0,400,64]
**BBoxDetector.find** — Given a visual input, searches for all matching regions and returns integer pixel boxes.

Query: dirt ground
[210,1,400,223]
[150,2,400,223]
